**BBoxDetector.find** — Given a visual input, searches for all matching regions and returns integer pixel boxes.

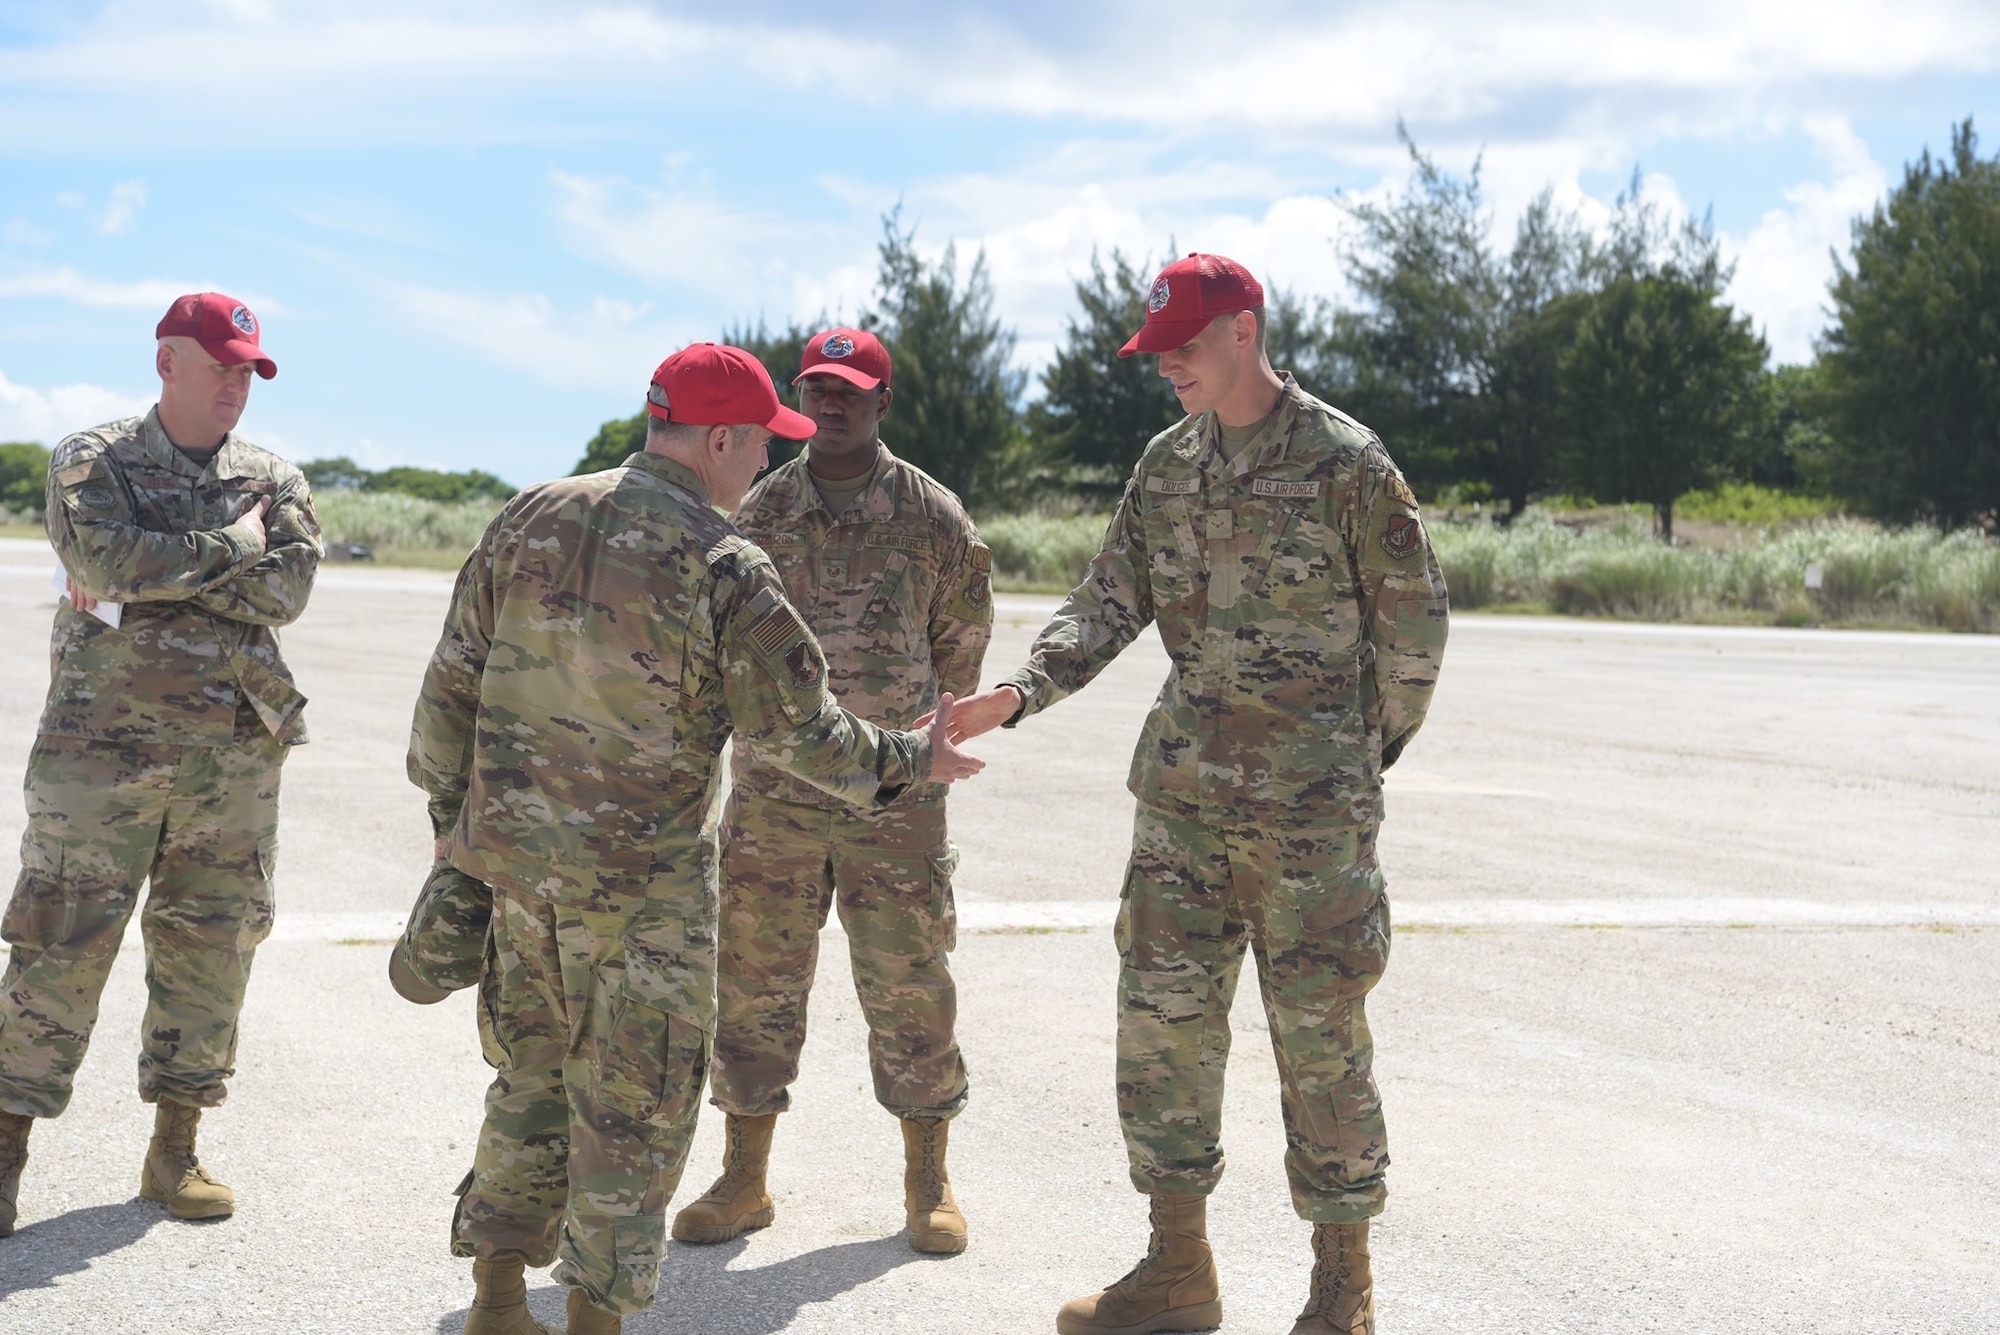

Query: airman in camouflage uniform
[409,343,983,1335]
[0,293,319,1236]
[945,255,1448,1335]
[673,328,992,1258]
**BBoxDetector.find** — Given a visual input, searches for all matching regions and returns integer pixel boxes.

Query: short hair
[646,416,759,451]
[1208,307,1268,353]
[645,415,708,450]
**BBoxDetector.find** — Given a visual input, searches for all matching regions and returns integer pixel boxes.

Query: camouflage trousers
[1116,802,1391,1223]
[712,791,966,1121]
[454,883,712,1316]
[0,727,285,1119]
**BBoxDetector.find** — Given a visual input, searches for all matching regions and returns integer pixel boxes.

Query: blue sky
[2,0,1996,487]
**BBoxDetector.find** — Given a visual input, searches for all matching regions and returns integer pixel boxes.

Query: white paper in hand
[51,564,122,628]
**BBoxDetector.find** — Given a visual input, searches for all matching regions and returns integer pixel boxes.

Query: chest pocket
[613,618,687,765]
[200,477,277,532]
[857,551,917,643]
[1142,496,1203,612]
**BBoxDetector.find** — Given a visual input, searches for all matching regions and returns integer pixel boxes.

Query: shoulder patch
[762,532,804,547]
[703,532,750,569]
[1146,476,1200,495]
[968,543,991,573]
[1386,472,1418,507]
[748,598,805,659]
[55,461,100,489]
[1381,513,1423,561]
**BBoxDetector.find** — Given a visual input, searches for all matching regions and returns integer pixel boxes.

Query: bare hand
[924,693,985,783]
[915,685,1022,744]
[236,495,274,554]
[65,576,98,614]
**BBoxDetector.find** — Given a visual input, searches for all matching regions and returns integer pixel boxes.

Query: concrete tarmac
[0,536,1995,1333]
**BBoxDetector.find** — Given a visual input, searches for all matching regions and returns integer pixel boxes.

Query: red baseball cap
[1118,254,1266,357]
[794,327,892,390]
[647,343,816,440]
[156,292,276,379]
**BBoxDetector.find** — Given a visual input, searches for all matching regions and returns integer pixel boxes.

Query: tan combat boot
[1055,1192,1222,1335]
[671,1112,777,1244]
[900,1116,967,1255]
[1290,1221,1375,1334]
[566,1285,622,1334]
[0,1112,30,1237]
[464,1255,557,1335]
[139,1100,234,1220]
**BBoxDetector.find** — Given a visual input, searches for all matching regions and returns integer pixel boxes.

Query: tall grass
[314,491,502,555]
[978,511,1110,590]
[313,490,1999,632]
[1433,511,2000,631]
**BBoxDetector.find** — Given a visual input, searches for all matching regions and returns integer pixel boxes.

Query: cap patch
[821,334,856,359]
[230,306,257,337]
[1147,278,1171,313]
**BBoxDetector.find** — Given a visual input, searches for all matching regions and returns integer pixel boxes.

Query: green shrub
[1674,482,1840,526]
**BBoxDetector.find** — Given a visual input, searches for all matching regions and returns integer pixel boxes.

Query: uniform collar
[1193,373,1306,480]
[138,405,251,479]
[620,450,712,505]
[775,443,896,523]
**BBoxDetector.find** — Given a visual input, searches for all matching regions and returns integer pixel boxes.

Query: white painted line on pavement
[191,895,2000,948]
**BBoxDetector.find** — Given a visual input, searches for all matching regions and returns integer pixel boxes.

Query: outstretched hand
[924,693,986,783]
[914,685,1022,744]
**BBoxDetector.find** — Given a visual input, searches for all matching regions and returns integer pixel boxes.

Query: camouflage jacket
[1000,376,1449,830]
[407,451,935,912]
[728,444,993,809]
[42,408,322,747]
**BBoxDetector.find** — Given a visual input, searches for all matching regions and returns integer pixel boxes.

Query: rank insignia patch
[1382,513,1422,561]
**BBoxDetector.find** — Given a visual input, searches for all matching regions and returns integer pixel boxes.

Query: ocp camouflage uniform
[999,376,1447,1222]
[0,408,320,1119]
[719,446,992,1122]
[408,450,935,1316]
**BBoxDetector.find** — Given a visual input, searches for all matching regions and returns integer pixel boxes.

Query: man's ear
[876,387,893,422]
[708,424,733,455]
[156,343,174,381]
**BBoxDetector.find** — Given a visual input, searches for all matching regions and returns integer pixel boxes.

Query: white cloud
[386,282,702,392]
[6,3,1997,149]
[1721,117,1889,363]
[0,266,282,312]
[0,369,150,446]
[96,179,147,235]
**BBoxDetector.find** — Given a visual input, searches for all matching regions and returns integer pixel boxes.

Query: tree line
[4,121,1992,537]
[577,119,2000,540]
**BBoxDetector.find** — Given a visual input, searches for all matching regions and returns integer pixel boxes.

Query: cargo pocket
[1273,828,1389,1003]
[475,934,512,1072]
[928,843,959,954]
[2,830,68,952]
[237,835,279,953]
[595,992,708,1129]
[594,919,712,1129]
[1302,1068,1388,1172]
